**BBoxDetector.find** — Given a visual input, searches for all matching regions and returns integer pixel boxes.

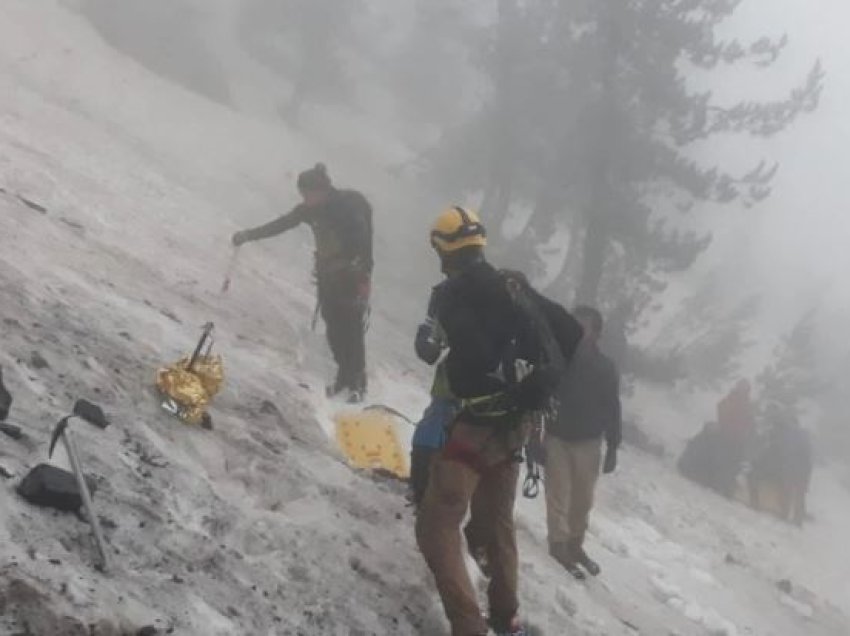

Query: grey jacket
[549,341,621,448]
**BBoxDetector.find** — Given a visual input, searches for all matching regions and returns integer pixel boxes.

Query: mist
[0,0,848,633]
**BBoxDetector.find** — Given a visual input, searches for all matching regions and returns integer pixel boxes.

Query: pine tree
[428,0,823,314]
[389,1,475,127]
[665,290,760,390]
[755,312,821,420]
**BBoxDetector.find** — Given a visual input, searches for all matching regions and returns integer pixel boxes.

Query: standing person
[716,379,757,471]
[545,306,622,580]
[748,409,813,525]
[416,206,582,636]
[232,163,372,403]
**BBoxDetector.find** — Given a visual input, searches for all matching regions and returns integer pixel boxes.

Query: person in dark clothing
[748,410,813,525]
[545,305,622,579]
[677,421,741,497]
[416,206,582,636]
[232,163,373,402]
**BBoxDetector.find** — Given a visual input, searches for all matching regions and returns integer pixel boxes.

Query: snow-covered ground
[0,2,848,634]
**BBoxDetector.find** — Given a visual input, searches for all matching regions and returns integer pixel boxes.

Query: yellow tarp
[334,409,409,479]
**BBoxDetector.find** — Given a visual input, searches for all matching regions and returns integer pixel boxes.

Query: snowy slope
[0,2,848,635]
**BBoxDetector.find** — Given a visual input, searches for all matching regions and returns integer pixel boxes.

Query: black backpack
[500,270,583,387]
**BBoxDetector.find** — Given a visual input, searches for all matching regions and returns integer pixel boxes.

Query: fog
[81,0,847,447]
[2,0,848,632]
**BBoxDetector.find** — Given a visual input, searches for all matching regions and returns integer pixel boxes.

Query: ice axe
[188,322,215,372]
[49,399,112,572]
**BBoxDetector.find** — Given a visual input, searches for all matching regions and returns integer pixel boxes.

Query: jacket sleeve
[604,361,623,449]
[240,206,305,243]
[415,285,446,365]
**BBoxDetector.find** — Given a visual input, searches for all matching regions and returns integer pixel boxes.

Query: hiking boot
[325,381,345,399]
[574,546,601,577]
[491,616,527,636]
[346,388,365,404]
[549,542,585,580]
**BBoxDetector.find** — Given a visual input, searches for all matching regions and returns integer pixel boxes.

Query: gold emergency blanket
[156,355,224,424]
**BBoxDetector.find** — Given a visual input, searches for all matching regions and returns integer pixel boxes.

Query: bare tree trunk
[479,0,519,233]
[576,215,607,305]
[551,216,584,304]
[575,0,620,307]
[479,164,513,230]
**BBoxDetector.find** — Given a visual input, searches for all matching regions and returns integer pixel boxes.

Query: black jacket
[436,260,582,400]
[241,188,373,275]
[550,341,622,448]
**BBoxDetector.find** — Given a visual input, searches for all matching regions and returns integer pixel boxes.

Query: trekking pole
[311,298,321,332]
[221,246,241,294]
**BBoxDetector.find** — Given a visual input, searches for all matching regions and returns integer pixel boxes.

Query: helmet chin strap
[438,246,485,274]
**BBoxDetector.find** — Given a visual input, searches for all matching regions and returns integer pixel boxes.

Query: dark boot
[490,616,528,636]
[570,542,601,577]
[549,542,585,580]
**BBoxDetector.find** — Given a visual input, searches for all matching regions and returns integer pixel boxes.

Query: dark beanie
[297,163,333,192]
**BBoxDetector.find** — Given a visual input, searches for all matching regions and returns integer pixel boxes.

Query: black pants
[318,271,368,393]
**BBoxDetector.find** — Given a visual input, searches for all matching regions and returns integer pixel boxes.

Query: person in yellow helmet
[415,206,583,636]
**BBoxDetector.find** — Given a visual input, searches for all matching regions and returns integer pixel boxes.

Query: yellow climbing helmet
[430,206,487,253]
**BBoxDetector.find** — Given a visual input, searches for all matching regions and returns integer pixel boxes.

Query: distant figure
[748,411,813,525]
[716,379,757,477]
[545,306,622,580]
[232,163,373,403]
[677,421,740,498]
[717,380,756,445]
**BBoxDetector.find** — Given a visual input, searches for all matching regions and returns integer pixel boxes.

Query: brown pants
[416,418,526,636]
[544,435,602,550]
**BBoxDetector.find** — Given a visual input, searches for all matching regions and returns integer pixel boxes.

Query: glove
[603,445,617,474]
[511,366,560,411]
[415,321,442,365]
[232,230,249,247]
